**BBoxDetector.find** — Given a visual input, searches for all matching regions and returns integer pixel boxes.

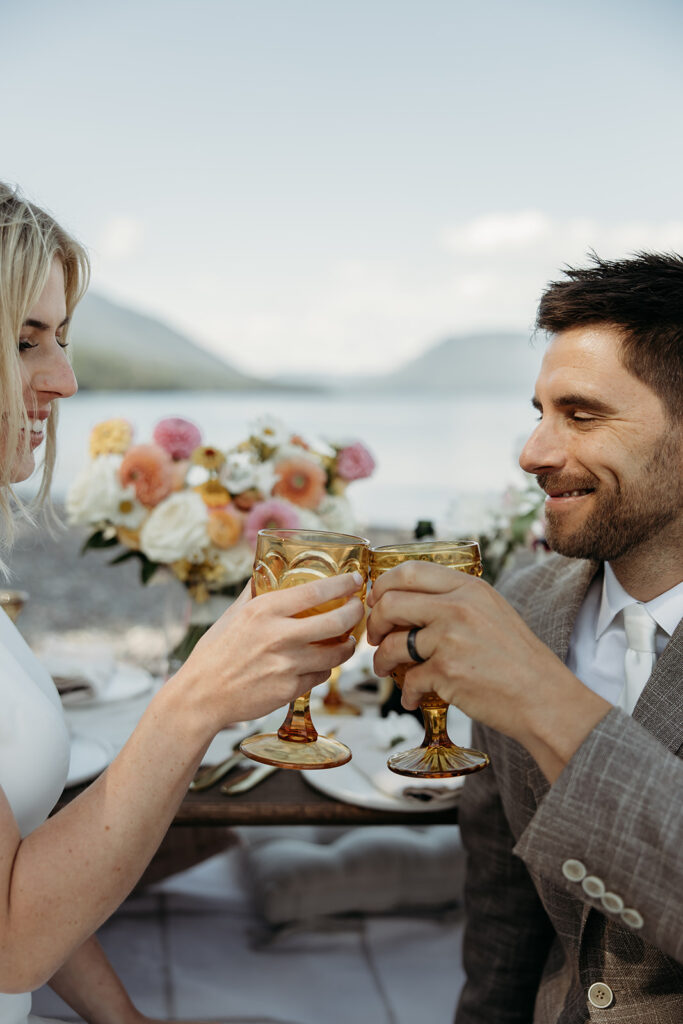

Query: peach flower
[195,480,232,508]
[207,506,243,549]
[273,457,326,509]
[119,444,174,508]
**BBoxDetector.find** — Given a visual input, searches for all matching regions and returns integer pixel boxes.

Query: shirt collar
[596,562,683,640]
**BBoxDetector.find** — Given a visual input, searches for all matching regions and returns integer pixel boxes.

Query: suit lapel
[633,618,683,756]
[529,557,600,661]
[523,558,600,801]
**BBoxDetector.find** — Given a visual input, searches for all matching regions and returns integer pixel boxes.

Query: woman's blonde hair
[0,183,90,554]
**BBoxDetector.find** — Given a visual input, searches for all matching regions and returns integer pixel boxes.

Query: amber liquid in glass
[241,529,369,769]
[370,541,490,778]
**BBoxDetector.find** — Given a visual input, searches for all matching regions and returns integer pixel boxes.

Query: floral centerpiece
[67,414,375,662]
[436,479,548,585]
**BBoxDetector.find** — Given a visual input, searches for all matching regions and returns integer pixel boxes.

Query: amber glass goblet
[370,540,490,778]
[240,529,370,770]
[321,613,366,716]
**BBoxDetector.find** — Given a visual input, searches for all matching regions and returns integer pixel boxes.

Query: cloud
[91,212,683,377]
[442,211,683,263]
[444,211,552,252]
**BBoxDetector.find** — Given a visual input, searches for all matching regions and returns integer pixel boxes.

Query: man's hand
[367,561,610,782]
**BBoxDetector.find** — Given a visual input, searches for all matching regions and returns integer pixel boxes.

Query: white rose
[66,455,139,526]
[215,541,255,585]
[316,494,356,534]
[220,451,277,496]
[273,444,325,467]
[139,491,209,564]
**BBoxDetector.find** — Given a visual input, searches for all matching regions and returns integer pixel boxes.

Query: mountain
[69,292,275,390]
[274,332,545,394]
[360,332,544,394]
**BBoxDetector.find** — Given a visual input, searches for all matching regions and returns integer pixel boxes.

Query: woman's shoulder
[0,609,62,710]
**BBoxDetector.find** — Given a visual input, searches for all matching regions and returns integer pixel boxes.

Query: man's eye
[571,414,594,423]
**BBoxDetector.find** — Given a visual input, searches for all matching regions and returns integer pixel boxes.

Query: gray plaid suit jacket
[454,553,683,1024]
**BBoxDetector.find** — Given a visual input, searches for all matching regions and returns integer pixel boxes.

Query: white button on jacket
[562,859,587,882]
[621,907,644,929]
[582,875,606,898]
[600,891,624,913]
[588,982,614,1008]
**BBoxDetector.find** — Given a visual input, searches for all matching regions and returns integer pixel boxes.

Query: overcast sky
[4,0,683,375]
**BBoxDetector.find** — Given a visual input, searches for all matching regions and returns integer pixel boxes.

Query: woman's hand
[174,571,365,731]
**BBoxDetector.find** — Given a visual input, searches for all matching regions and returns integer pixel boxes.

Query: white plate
[303,714,466,813]
[66,733,113,787]
[62,663,154,707]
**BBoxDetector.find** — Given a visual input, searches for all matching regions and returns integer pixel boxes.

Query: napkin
[355,713,461,804]
[38,639,117,705]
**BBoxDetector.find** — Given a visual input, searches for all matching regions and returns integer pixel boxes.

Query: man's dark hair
[537,252,683,421]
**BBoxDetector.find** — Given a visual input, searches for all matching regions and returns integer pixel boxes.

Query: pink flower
[152,417,202,460]
[245,499,300,546]
[336,442,375,481]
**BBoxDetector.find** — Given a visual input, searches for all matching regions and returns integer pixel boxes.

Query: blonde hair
[0,183,90,555]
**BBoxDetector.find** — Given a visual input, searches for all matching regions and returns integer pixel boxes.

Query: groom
[368,252,683,1022]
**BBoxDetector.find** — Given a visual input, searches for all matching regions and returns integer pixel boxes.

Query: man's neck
[609,528,683,601]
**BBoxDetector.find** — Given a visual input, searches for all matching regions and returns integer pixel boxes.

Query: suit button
[582,875,606,898]
[588,982,614,1008]
[600,891,624,913]
[621,907,644,929]
[562,858,587,882]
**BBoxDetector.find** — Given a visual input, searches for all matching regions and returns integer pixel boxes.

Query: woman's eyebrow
[22,316,70,330]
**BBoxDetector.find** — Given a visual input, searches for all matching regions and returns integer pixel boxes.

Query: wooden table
[60,765,460,827]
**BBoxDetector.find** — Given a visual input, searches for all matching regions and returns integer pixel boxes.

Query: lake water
[35,389,540,530]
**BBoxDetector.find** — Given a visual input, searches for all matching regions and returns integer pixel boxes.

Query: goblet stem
[420,700,454,749]
[277,692,319,742]
[387,695,490,778]
[322,666,362,716]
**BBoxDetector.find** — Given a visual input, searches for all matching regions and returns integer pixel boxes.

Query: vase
[166,586,246,676]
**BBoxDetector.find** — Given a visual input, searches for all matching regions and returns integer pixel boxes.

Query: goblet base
[387,743,490,779]
[240,732,352,770]
[321,693,362,716]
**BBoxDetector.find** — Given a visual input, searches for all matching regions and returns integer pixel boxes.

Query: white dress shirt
[566,562,683,711]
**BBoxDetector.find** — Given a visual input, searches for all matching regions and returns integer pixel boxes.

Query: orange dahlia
[273,457,327,509]
[207,507,243,549]
[195,480,232,508]
[119,444,174,508]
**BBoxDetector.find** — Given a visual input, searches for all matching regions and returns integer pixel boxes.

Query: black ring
[406,626,426,664]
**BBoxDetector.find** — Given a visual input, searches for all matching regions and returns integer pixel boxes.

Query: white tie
[619,603,657,715]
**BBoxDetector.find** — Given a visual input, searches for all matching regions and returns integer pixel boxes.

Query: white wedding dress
[0,608,70,1024]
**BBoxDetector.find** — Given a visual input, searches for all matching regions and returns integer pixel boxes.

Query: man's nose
[519,420,565,475]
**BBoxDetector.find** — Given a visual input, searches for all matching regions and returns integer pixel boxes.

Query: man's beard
[537,435,682,563]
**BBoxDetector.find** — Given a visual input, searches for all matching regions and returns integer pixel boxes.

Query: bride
[0,182,364,1024]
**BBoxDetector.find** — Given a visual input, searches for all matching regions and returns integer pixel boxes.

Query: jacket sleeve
[514,706,683,965]
[455,723,554,1024]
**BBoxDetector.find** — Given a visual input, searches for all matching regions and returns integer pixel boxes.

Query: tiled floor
[32,826,466,1024]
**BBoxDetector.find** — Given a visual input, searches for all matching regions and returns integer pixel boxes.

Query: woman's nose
[34,345,78,400]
